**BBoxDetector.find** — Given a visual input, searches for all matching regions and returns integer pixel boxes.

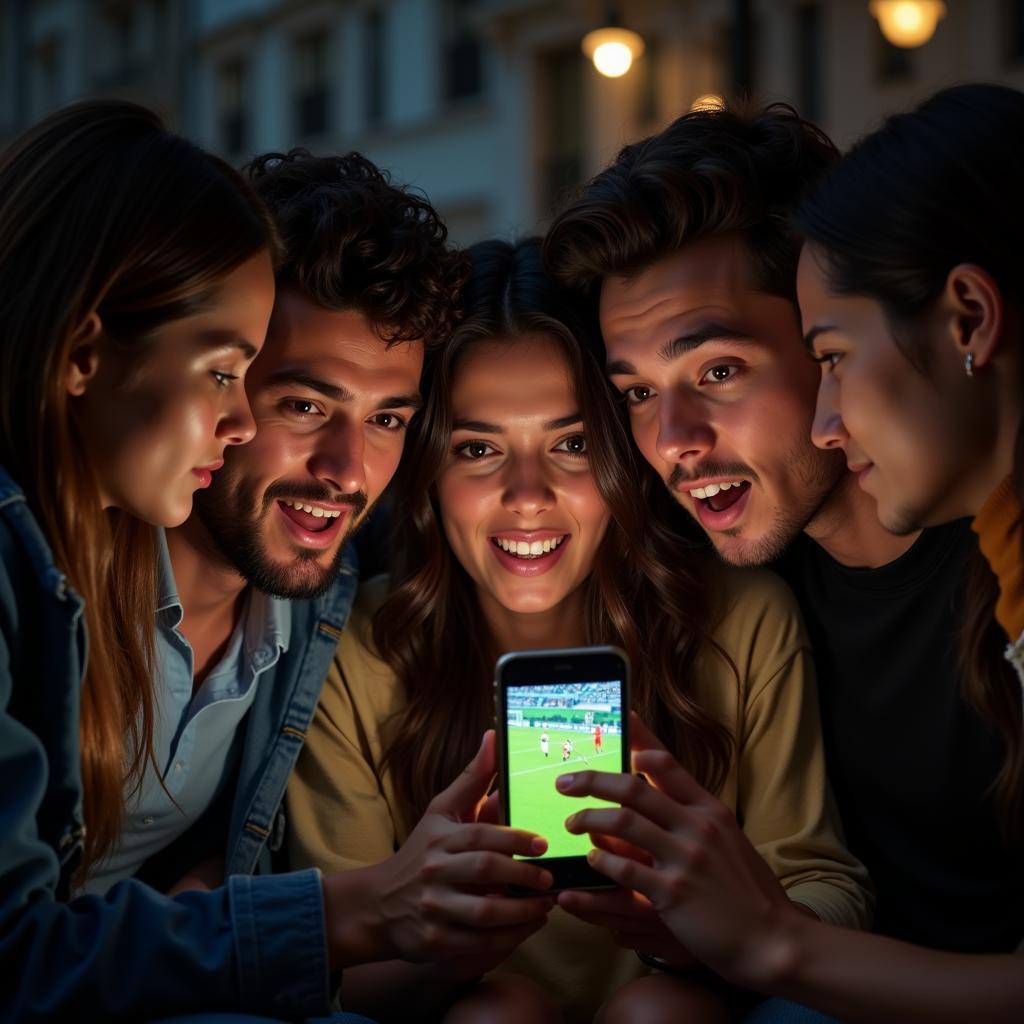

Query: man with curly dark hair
[191,149,466,600]
[99,151,505,1022]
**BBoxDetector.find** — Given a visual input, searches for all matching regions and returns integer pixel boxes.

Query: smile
[492,535,566,559]
[489,532,571,576]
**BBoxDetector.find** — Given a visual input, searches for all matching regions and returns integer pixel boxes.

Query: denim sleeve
[0,626,331,1022]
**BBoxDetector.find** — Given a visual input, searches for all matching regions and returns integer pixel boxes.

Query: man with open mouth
[546,99,1023,1015]
[82,149,468,1019]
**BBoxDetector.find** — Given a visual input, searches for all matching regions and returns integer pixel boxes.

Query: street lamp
[869,1,946,48]
[582,11,645,78]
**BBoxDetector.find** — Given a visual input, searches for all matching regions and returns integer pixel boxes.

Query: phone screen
[500,665,626,860]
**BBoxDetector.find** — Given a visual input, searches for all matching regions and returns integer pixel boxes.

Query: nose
[501,454,555,517]
[655,392,715,466]
[307,420,367,496]
[811,376,847,451]
[217,391,257,447]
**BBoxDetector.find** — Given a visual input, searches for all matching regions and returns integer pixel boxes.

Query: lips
[276,500,349,549]
[192,460,225,489]
[489,533,571,577]
[689,481,752,531]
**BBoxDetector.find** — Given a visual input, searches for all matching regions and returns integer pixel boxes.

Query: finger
[584,847,663,902]
[431,915,549,961]
[632,747,711,808]
[429,889,554,930]
[430,850,553,891]
[565,805,673,862]
[557,886,651,918]
[442,820,548,860]
[556,769,690,829]
[429,731,497,819]
[628,712,670,757]
[591,830,654,866]
[476,790,501,826]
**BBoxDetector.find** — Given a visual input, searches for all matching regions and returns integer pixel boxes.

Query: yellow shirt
[287,568,872,1022]
[972,475,1024,645]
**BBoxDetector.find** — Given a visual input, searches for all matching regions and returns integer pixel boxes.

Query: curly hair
[246,149,466,348]
[544,101,838,303]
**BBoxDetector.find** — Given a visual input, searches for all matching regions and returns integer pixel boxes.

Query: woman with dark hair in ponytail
[288,237,870,1022]
[553,83,1023,1022]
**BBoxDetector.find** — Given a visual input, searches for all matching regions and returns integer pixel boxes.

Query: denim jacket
[0,466,359,1022]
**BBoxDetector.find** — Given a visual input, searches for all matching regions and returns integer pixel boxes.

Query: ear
[65,313,104,397]
[941,263,1005,371]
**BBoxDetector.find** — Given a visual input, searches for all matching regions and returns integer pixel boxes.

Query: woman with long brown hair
[0,100,377,1022]
[288,237,870,1022]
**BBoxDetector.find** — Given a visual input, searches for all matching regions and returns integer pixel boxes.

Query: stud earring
[965,352,975,377]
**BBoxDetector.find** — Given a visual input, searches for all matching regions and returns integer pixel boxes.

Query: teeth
[283,500,341,518]
[688,481,745,500]
[495,536,565,558]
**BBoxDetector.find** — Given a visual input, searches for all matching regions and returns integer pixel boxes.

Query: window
[635,40,660,126]
[31,35,65,118]
[1006,0,1024,63]
[218,60,248,156]
[365,7,386,128]
[796,4,822,122]
[293,33,329,138]
[539,47,583,217]
[442,0,483,102]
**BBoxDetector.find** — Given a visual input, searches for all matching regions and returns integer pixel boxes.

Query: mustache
[668,461,758,489]
[262,480,369,517]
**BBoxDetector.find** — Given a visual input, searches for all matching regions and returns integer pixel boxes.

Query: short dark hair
[246,149,466,348]
[545,102,838,302]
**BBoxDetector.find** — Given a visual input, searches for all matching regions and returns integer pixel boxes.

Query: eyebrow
[198,329,258,360]
[803,325,837,352]
[452,413,582,433]
[263,370,423,410]
[606,322,755,376]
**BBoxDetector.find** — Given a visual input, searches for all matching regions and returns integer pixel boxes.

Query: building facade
[4,0,1024,242]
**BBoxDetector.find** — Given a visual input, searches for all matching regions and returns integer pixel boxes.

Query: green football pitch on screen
[506,717,623,859]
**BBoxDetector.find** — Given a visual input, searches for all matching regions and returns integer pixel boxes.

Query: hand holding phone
[329,731,554,969]
[494,645,630,892]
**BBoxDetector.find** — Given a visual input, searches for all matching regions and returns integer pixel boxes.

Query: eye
[813,352,843,372]
[369,412,407,432]
[211,371,238,388]
[700,364,741,385]
[281,398,322,418]
[453,439,499,460]
[553,433,587,458]
[622,384,654,406]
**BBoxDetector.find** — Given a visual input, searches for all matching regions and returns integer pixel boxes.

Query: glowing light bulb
[869,0,946,48]
[691,93,725,112]
[582,26,645,78]
[593,41,634,77]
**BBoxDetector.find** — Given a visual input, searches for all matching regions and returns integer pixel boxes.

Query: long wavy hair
[374,238,735,822]
[798,82,1024,840]
[0,100,278,875]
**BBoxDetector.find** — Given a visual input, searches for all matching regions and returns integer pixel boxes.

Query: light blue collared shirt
[82,530,291,896]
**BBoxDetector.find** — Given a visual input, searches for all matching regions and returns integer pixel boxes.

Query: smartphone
[494,644,630,892]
